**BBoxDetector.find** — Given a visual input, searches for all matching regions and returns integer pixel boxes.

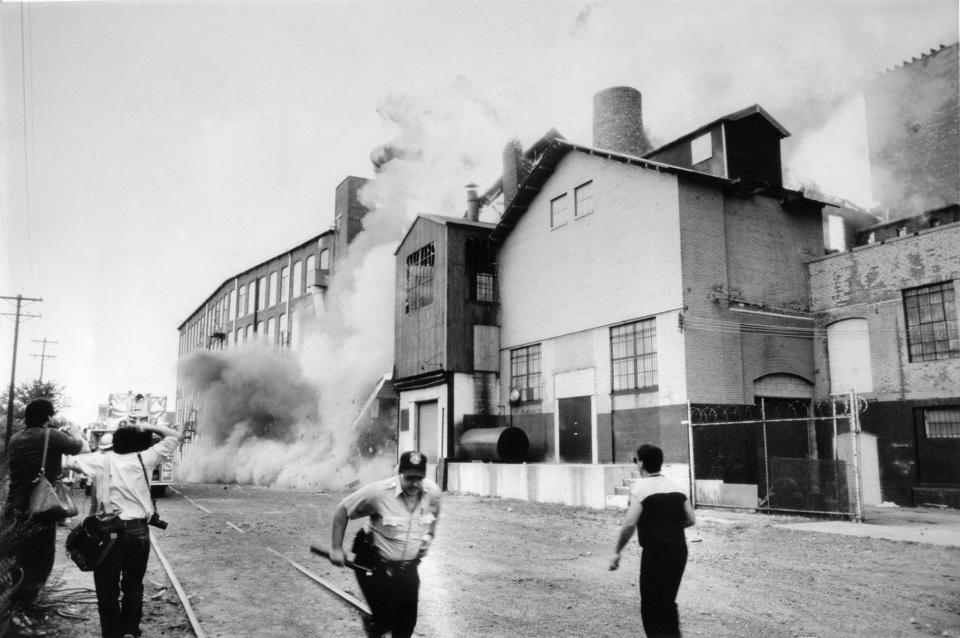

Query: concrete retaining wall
[447,462,691,509]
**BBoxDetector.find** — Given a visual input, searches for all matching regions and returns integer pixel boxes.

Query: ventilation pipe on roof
[465,183,481,222]
[593,86,652,157]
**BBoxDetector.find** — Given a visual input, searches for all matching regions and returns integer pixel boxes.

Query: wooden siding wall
[445,227,499,373]
[395,219,447,380]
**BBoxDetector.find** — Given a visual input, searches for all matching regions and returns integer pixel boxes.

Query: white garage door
[416,400,441,461]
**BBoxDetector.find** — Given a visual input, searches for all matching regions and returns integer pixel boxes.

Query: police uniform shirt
[65,435,178,520]
[339,476,441,562]
[630,473,689,548]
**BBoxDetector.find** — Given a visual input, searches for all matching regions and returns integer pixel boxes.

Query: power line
[31,337,58,383]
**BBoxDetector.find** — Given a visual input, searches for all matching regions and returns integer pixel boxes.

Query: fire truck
[83,392,178,497]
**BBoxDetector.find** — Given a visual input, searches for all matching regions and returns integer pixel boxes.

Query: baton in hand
[310,544,373,575]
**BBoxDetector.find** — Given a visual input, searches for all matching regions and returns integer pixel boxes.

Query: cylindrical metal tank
[460,426,529,463]
[593,86,652,157]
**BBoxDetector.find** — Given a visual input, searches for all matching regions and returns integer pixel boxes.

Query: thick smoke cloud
[177,343,398,489]
[180,82,510,490]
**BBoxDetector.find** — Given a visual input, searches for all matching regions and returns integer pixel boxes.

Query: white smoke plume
[179,80,511,490]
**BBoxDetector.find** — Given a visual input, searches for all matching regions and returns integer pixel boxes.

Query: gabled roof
[490,139,732,241]
[643,104,790,158]
[394,214,497,255]
[489,137,824,243]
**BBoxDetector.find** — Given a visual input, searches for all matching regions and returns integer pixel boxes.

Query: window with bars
[903,281,959,362]
[405,243,435,313]
[923,407,960,439]
[611,318,658,392]
[550,193,568,228]
[465,237,496,303]
[510,344,542,402]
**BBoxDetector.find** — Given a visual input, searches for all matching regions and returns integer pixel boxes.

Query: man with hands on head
[328,450,441,638]
[64,421,181,638]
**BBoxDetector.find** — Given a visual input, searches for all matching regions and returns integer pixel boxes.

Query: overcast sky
[1,0,957,425]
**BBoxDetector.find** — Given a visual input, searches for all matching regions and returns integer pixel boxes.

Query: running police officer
[328,451,441,638]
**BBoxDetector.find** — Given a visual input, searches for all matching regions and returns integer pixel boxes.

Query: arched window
[268,271,278,307]
[280,266,289,303]
[292,260,303,298]
[319,249,330,270]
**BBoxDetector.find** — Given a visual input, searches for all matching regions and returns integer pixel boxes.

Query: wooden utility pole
[31,337,58,382]
[2,294,42,448]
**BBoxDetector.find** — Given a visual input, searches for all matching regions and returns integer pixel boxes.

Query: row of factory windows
[203,312,295,351]
[504,278,956,406]
[180,249,329,354]
[509,316,658,403]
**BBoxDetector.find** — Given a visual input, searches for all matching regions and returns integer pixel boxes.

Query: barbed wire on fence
[690,395,868,424]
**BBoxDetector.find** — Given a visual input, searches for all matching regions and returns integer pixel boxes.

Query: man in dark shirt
[609,444,696,638]
[4,398,87,611]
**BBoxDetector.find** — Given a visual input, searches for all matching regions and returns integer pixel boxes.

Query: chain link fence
[687,393,868,518]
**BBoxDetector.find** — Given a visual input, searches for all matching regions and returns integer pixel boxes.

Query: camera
[148,513,168,530]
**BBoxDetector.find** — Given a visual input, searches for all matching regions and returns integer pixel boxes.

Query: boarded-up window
[827,318,873,394]
[691,132,712,164]
[473,325,499,371]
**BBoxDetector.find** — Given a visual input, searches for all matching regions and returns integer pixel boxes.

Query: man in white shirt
[65,423,180,638]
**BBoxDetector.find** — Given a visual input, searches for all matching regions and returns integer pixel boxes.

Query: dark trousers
[639,543,688,638]
[9,518,57,609]
[352,530,420,638]
[93,519,151,638]
[354,563,420,638]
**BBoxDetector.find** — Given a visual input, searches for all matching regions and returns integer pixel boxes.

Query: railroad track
[158,485,370,637]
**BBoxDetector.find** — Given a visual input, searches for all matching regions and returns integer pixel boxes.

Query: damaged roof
[490,136,823,243]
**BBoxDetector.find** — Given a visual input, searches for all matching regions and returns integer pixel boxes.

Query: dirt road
[38,483,960,637]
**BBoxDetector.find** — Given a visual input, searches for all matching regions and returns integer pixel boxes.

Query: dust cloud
[178,82,511,491]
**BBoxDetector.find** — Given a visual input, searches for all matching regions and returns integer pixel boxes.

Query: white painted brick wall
[499,153,683,348]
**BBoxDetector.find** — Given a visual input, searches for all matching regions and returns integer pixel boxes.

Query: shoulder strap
[137,453,159,518]
[39,427,51,474]
[95,452,113,515]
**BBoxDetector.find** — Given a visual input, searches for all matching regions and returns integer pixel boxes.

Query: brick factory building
[809,42,960,508]
[173,176,398,440]
[395,43,959,509]
[394,88,835,507]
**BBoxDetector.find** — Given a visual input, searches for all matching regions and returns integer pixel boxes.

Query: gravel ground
[30,483,960,638]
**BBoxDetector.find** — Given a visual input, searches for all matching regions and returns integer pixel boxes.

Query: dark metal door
[559,396,592,463]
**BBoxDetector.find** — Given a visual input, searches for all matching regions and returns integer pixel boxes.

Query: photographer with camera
[64,422,180,638]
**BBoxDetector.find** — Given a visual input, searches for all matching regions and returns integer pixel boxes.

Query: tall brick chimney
[502,139,524,206]
[593,86,652,157]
